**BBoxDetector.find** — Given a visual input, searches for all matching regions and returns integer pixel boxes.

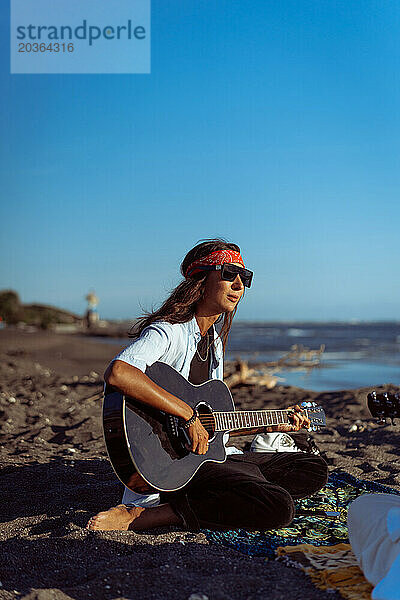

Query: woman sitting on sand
[87,239,328,532]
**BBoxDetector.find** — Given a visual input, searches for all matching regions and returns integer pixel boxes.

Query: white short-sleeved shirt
[112,315,241,507]
[114,315,224,381]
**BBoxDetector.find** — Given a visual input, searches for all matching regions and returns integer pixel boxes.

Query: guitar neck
[213,409,302,432]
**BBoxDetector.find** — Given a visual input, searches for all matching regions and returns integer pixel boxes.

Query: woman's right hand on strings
[187,418,209,455]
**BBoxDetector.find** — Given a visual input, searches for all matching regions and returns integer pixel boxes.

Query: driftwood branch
[272,344,325,369]
[224,360,278,390]
[224,344,325,389]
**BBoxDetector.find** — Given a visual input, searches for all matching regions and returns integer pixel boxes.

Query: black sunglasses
[194,263,253,288]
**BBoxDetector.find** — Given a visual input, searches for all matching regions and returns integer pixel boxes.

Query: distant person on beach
[87,239,328,532]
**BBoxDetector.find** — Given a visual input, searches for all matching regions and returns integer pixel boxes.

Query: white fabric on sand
[251,432,304,453]
[347,493,400,600]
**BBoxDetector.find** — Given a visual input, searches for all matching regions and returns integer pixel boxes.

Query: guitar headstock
[367,391,400,425]
[301,401,326,431]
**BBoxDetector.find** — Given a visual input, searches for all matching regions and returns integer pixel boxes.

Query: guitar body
[103,362,235,493]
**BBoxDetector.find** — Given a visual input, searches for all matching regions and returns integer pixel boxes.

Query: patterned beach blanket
[203,470,399,559]
[277,543,373,600]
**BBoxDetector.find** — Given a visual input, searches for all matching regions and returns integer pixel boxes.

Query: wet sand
[1,328,399,600]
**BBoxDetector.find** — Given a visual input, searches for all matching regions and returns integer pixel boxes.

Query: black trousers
[160,452,328,532]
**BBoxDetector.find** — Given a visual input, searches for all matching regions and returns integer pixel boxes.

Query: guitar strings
[197,411,292,419]
[196,409,299,428]
[199,415,290,421]
[197,415,292,425]
[197,415,291,422]
[197,411,292,420]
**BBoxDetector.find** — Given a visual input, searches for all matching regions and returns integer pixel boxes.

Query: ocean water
[226,321,400,391]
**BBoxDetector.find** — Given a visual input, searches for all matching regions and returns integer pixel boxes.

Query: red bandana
[185,250,245,278]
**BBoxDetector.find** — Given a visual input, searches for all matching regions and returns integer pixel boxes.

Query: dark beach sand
[1,329,399,600]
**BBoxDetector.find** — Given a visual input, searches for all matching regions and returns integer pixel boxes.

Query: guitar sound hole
[197,402,216,439]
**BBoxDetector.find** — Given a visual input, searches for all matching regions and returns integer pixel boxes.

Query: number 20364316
[18,42,74,53]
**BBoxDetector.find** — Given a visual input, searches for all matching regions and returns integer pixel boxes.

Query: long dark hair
[129,239,242,352]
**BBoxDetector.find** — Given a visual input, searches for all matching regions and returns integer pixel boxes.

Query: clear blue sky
[1,1,399,321]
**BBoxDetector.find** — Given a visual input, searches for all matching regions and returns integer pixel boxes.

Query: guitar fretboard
[213,409,305,432]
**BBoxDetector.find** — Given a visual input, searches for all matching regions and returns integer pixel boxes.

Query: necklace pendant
[196,332,210,362]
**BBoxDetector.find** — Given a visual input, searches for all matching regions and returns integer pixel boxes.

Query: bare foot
[86,504,144,531]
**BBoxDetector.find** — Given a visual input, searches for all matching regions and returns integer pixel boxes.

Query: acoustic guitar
[103,361,327,493]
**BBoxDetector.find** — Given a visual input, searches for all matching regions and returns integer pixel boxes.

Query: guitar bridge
[165,414,190,457]
[165,414,179,438]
